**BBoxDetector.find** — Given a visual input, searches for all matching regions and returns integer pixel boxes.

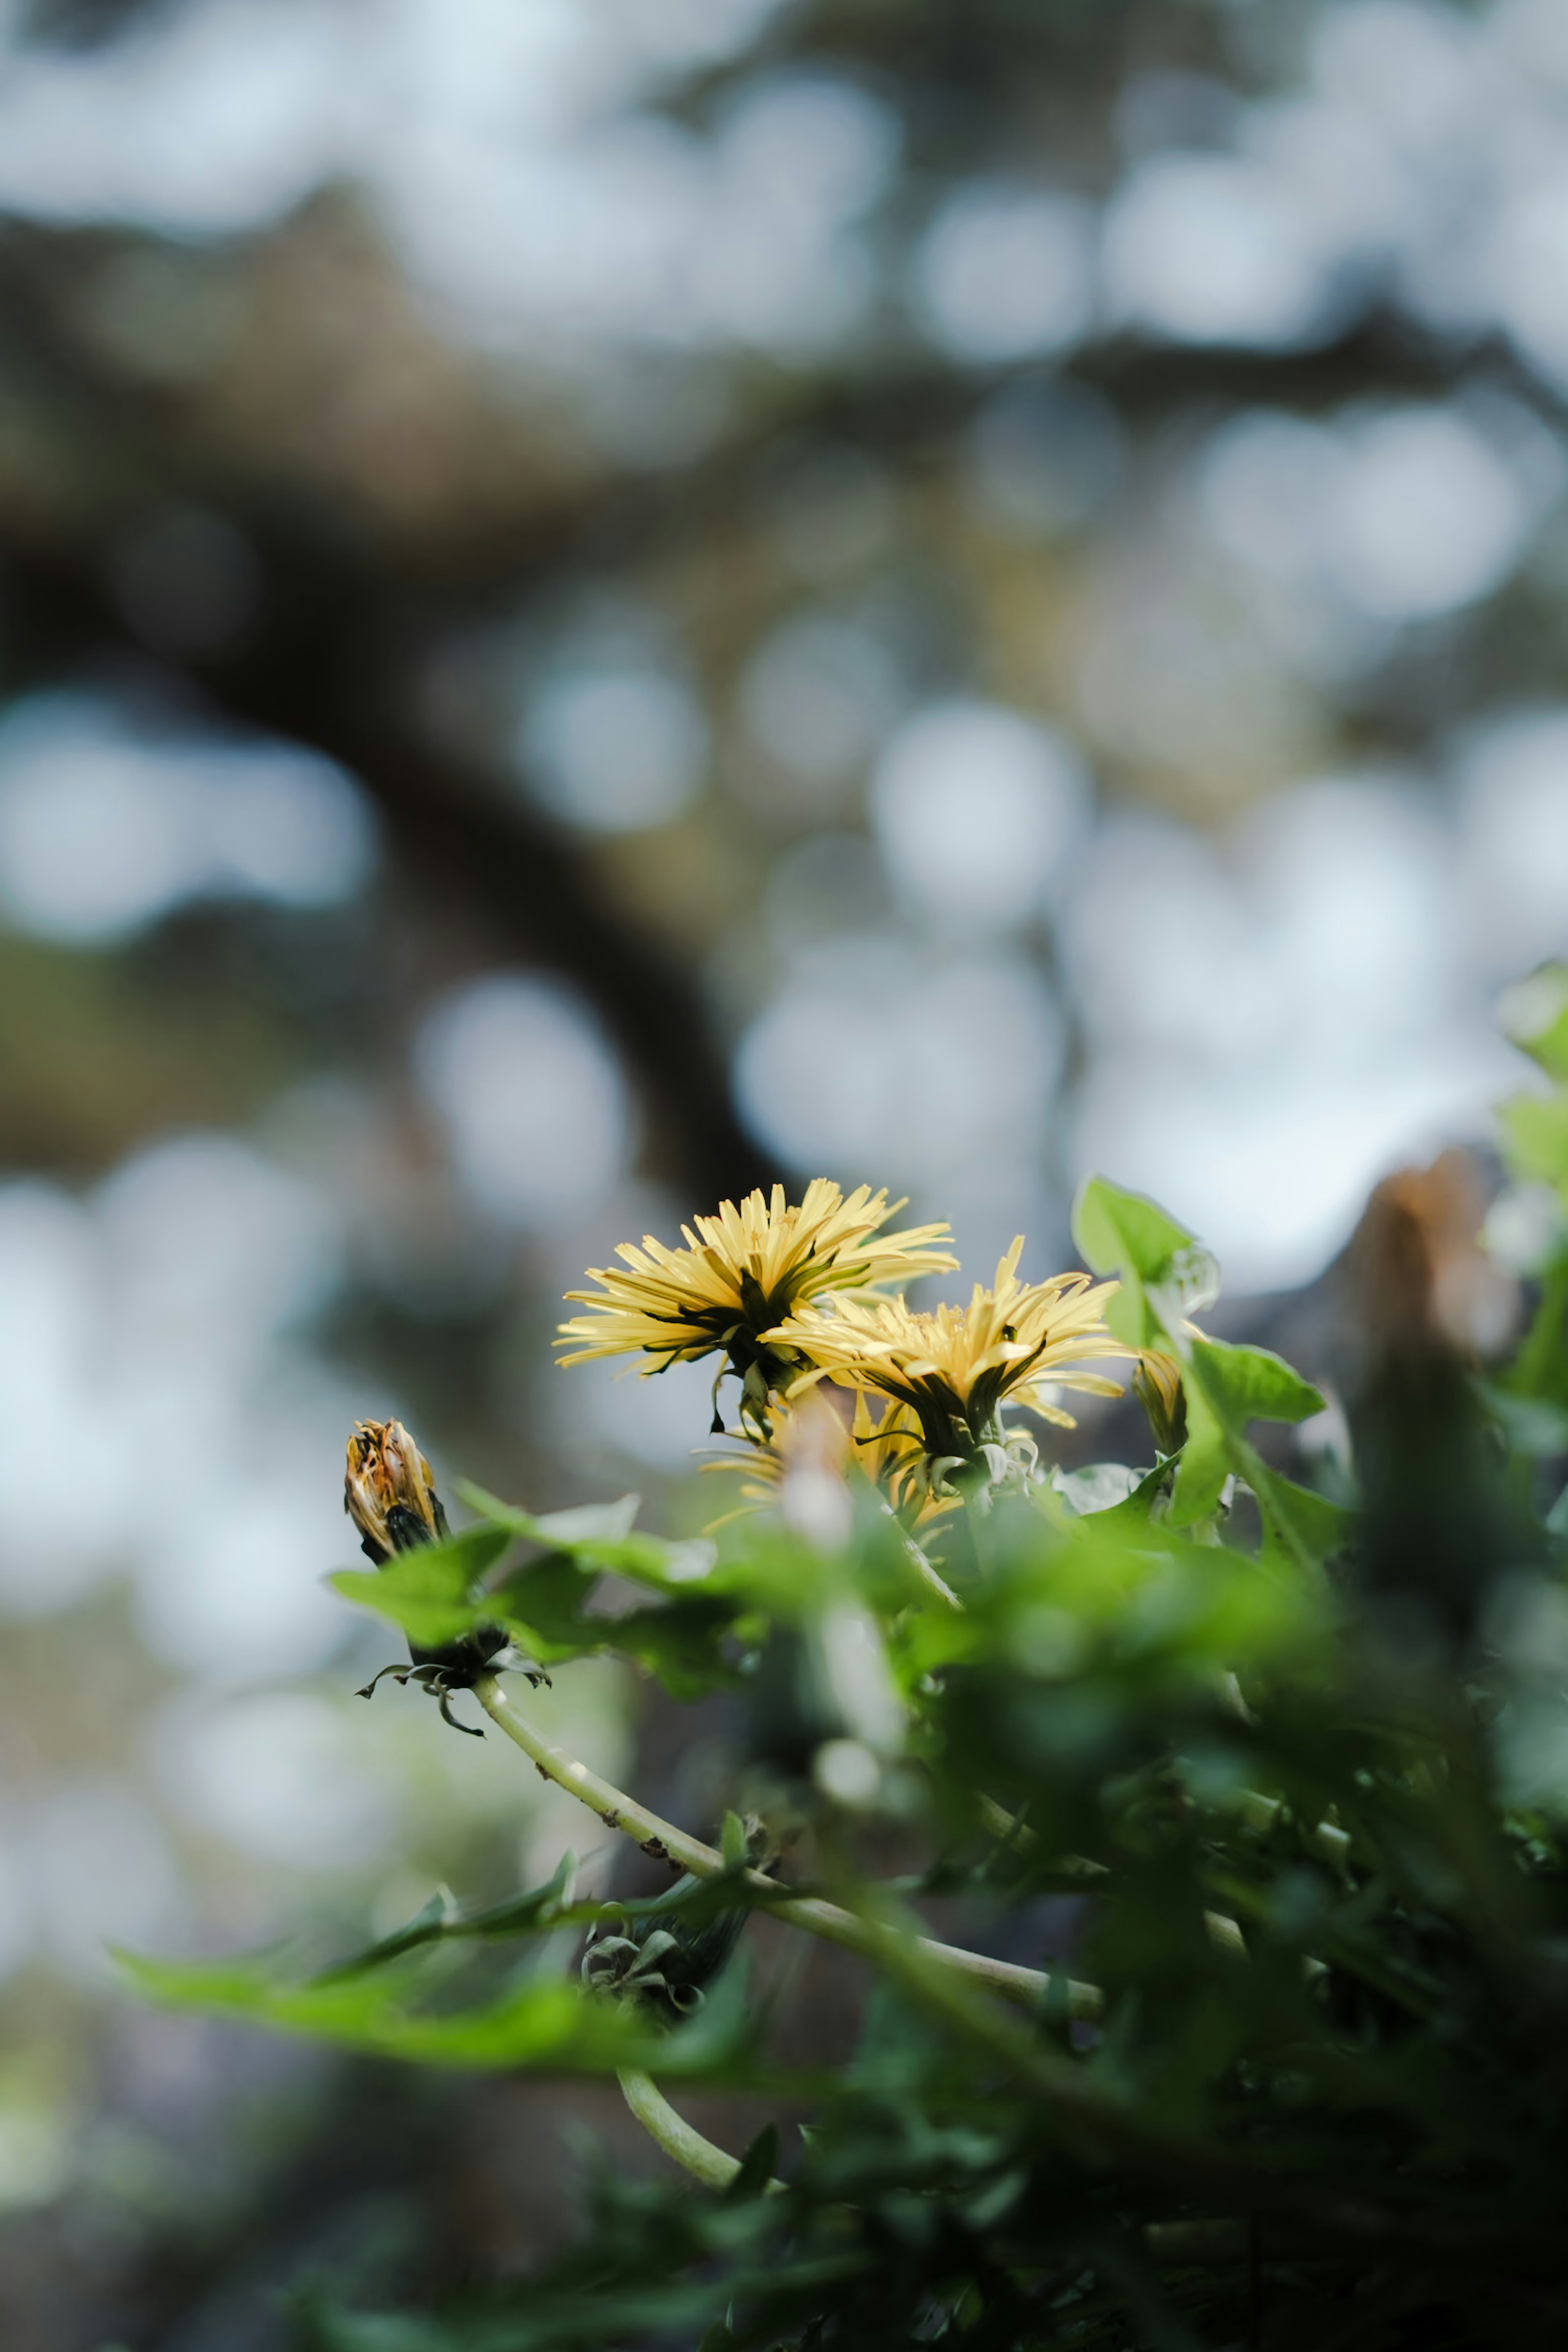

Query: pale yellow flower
[557,1180,956,1431]
[770,1238,1127,1468]
[702,1390,957,1533]
[846,1391,961,1525]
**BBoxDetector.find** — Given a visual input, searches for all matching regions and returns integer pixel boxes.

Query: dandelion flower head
[771,1238,1127,1460]
[557,1181,956,1425]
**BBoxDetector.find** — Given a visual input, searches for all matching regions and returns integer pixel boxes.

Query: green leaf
[115,1950,658,2072]
[454,1486,848,1693]
[330,1494,738,1696]
[1187,1338,1323,1429]
[456,1480,716,1592]
[316,1887,457,1979]
[720,1811,750,1870]
[1167,1340,1334,1572]
[1073,1176,1196,1284]
[727,2122,781,2201]
[1165,1370,1229,1529]
[1257,1475,1352,1569]
[486,1551,740,1697]
[116,1932,760,2080]
[1498,1089,1568,1190]
[1071,1175,1218,1349]
[1052,1462,1148,1518]
[315,1857,575,1982]
[1076,1460,1177,1532]
[1498,966,1568,1083]
[328,1525,512,1649]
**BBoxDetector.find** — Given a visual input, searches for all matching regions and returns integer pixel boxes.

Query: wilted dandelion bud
[344,1419,449,1563]
[344,1418,520,1737]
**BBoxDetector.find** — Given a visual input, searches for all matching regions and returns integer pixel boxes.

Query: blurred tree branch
[0,212,1545,1204]
[0,228,787,1204]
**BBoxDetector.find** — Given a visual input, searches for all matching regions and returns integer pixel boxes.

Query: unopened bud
[1132,1351,1186,1455]
[345,1418,519,1737]
[344,1419,449,1563]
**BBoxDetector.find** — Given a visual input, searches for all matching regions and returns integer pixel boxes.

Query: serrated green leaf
[328,1525,512,1648]
[315,1857,575,1982]
[1188,1338,1323,1429]
[486,1550,739,1697]
[115,1940,756,2079]
[523,1495,642,1548]
[1166,1338,1334,1568]
[1072,1175,1218,1349]
[455,1480,716,1592]
[1074,1460,1176,1532]
[316,1888,456,1980]
[115,1950,651,2070]
[1073,1176,1196,1284]
[1053,1462,1147,1518]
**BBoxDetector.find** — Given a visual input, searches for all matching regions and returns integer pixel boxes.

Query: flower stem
[474,1675,1098,2019]
[896,1523,962,1610]
[617,2068,784,2194]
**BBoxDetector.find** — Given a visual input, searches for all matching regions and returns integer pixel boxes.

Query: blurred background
[0,0,1565,2339]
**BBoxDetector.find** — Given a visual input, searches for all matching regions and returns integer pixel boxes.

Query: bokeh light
[2,0,1568,2325]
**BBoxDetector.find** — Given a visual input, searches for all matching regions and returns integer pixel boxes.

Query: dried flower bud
[581,1820,775,2020]
[343,1418,541,1735]
[345,1419,449,1564]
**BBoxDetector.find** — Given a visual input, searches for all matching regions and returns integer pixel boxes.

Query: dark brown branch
[0,530,782,1207]
[0,215,1533,1208]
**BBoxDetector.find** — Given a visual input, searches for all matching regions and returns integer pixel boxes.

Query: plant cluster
[124,980,1568,2350]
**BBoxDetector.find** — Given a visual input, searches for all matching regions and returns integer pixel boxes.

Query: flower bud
[1132,1351,1187,1456]
[581,1819,775,2020]
[344,1419,449,1563]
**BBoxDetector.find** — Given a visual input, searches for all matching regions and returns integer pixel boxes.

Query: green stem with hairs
[474,1675,1100,2020]
[898,1523,962,1609]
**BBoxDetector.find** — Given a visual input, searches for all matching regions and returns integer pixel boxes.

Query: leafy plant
[125,1049,1568,2347]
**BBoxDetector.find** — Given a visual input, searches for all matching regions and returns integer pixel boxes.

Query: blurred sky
[1,0,1567,2303]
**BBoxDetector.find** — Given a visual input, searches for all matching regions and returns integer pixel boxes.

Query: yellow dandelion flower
[847,1391,961,1527]
[702,1391,956,1534]
[699,1391,849,1535]
[770,1238,1129,1469]
[556,1179,956,1431]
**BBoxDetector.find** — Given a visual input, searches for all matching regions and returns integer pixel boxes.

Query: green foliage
[118,1948,657,2075]
[330,1526,513,1653]
[127,1108,1568,2348]
[1075,1176,1345,1570]
[331,1489,739,1697]
[1072,1175,1213,1351]
[121,1866,778,2082]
